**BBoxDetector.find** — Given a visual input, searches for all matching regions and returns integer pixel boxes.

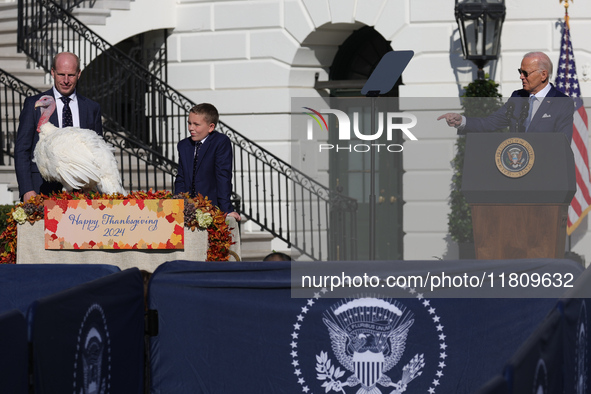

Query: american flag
[554,22,591,235]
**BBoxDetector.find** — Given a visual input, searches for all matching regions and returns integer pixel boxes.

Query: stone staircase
[0,0,284,258]
[240,231,275,262]
[0,0,42,204]
[0,3,49,87]
[0,0,136,204]
[0,165,18,204]
[0,0,134,81]
[238,218,299,261]
[0,0,134,84]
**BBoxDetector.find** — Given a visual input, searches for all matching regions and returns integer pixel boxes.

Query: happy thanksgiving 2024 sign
[44,199,184,250]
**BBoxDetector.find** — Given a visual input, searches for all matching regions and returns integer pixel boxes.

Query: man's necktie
[190,142,203,197]
[524,95,536,131]
[60,96,73,127]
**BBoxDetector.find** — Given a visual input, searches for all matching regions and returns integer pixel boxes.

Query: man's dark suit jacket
[174,131,235,214]
[14,89,103,199]
[460,84,574,142]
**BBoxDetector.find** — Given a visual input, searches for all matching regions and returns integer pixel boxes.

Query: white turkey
[33,95,126,195]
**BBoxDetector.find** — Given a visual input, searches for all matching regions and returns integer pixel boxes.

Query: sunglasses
[518,68,541,78]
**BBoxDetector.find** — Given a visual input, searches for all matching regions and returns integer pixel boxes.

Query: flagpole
[560,0,574,30]
[560,0,570,29]
[561,0,572,253]
[560,0,572,252]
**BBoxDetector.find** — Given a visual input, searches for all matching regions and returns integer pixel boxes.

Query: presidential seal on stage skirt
[495,137,535,178]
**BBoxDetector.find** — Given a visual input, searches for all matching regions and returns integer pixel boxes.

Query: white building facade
[38,0,591,261]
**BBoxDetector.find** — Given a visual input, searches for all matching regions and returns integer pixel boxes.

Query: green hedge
[448,77,504,243]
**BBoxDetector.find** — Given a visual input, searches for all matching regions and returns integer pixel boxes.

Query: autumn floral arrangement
[173,192,234,261]
[0,190,234,264]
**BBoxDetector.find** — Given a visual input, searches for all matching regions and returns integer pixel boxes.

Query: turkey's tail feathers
[97,177,127,196]
[58,161,101,191]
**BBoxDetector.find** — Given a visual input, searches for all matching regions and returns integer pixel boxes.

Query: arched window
[326,26,404,260]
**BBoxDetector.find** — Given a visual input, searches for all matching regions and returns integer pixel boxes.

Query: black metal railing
[0,70,38,166]
[221,123,358,261]
[17,0,185,156]
[54,0,90,10]
[15,0,358,260]
[63,0,96,9]
[0,67,177,191]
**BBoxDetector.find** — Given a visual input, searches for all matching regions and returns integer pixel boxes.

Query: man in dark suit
[438,52,574,141]
[174,103,241,221]
[14,52,103,202]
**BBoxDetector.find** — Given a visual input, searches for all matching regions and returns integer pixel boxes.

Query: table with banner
[14,199,241,271]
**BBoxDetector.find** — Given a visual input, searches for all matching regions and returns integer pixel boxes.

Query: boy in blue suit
[174,104,241,221]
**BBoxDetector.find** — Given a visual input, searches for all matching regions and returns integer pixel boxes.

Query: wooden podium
[462,133,575,259]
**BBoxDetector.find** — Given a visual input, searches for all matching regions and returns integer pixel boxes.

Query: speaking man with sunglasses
[438,52,573,142]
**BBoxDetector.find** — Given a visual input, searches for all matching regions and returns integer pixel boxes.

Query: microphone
[505,101,515,120]
[505,101,516,133]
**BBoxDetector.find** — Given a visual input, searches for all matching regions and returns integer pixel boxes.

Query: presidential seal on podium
[495,137,535,178]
